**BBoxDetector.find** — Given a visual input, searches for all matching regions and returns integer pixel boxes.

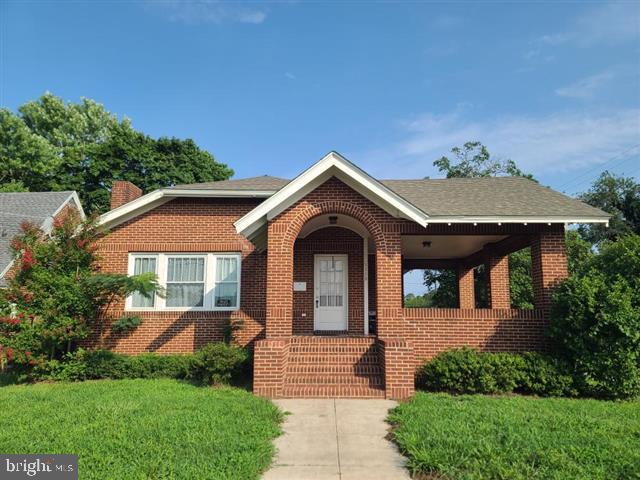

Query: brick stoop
[282,336,385,398]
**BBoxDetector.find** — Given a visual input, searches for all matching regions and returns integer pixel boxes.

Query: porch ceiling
[402,234,508,259]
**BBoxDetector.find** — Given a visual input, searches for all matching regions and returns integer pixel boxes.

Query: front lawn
[0,379,282,479]
[388,393,640,480]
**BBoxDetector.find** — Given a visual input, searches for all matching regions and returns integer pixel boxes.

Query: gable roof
[234,152,431,239]
[99,151,610,231]
[0,191,85,285]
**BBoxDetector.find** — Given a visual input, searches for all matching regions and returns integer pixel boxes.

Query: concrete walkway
[262,399,410,480]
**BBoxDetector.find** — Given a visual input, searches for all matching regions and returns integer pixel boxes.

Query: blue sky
[2,0,639,195]
[1,0,639,295]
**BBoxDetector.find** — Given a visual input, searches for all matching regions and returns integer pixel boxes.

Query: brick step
[285,374,384,386]
[288,345,379,353]
[287,355,380,364]
[287,364,383,375]
[281,384,386,399]
[289,336,377,345]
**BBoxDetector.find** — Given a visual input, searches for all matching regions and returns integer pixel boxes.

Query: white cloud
[537,3,640,47]
[555,70,616,99]
[146,0,267,25]
[356,106,640,179]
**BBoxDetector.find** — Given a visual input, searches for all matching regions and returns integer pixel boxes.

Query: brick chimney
[111,180,143,210]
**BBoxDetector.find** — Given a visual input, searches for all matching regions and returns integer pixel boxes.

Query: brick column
[265,221,294,338]
[379,338,415,399]
[485,252,510,309]
[253,339,290,398]
[375,228,403,338]
[457,263,475,309]
[531,228,568,312]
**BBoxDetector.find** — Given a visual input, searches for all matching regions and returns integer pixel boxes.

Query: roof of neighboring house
[0,191,84,286]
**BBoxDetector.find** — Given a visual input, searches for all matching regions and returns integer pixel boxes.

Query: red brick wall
[92,197,267,353]
[485,252,511,309]
[531,227,568,312]
[403,308,548,365]
[292,227,364,335]
[457,264,475,309]
[110,181,143,209]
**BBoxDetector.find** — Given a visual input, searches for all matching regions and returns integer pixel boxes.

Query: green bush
[418,347,524,394]
[418,348,576,397]
[187,343,248,386]
[34,349,191,382]
[517,352,576,397]
[550,235,640,400]
[127,353,191,379]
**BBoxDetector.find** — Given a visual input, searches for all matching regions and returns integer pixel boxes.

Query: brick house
[96,152,609,399]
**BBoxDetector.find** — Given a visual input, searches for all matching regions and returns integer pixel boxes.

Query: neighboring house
[96,152,609,399]
[0,191,85,287]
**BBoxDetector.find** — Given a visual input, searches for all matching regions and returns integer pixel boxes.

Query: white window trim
[126,253,241,312]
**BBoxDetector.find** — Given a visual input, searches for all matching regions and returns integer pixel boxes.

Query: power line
[556,143,640,193]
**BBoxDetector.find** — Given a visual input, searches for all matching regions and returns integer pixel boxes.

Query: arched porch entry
[264,199,397,339]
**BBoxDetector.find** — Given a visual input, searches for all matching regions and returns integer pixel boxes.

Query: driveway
[262,399,410,480]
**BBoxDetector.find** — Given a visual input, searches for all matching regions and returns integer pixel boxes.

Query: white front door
[314,255,348,331]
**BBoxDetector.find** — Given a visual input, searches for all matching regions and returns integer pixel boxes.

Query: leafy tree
[0,93,233,213]
[0,211,158,374]
[404,292,435,308]
[509,249,533,309]
[0,108,58,191]
[549,234,640,399]
[578,171,640,244]
[0,181,29,193]
[434,141,535,179]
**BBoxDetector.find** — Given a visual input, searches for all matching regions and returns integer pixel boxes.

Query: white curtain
[215,257,238,307]
[166,257,205,307]
[131,257,156,307]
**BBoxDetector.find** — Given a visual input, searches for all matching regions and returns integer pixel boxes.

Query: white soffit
[234,151,430,237]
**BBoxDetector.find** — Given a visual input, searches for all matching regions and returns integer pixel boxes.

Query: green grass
[388,393,640,480]
[0,379,282,479]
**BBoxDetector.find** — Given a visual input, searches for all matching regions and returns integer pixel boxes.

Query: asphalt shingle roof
[0,191,75,285]
[175,175,608,219]
[173,175,290,191]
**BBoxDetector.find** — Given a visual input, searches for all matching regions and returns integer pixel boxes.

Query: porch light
[329,216,338,225]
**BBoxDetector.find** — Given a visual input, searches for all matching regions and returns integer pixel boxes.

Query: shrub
[32,349,191,382]
[418,348,576,397]
[127,354,191,379]
[187,343,248,386]
[417,347,524,395]
[517,352,576,397]
[549,235,640,400]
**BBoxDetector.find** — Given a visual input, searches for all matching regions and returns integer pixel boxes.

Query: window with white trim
[127,253,241,311]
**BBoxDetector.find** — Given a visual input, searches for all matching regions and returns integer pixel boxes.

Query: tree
[0,211,158,373]
[549,234,640,399]
[578,171,640,244]
[423,142,535,308]
[0,108,58,191]
[434,141,535,179]
[0,93,233,213]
